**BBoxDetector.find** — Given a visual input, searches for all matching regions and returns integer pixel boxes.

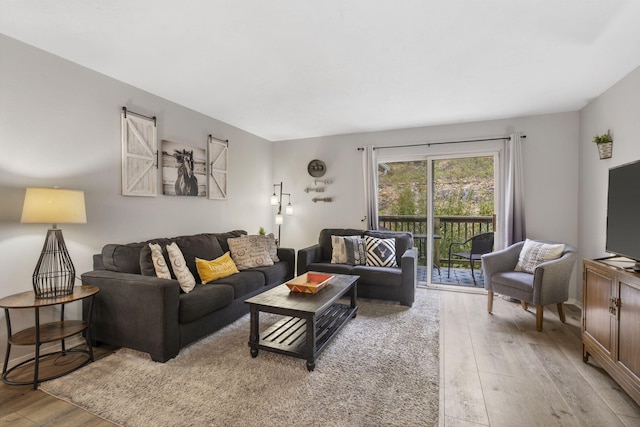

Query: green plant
[258,227,265,235]
[593,130,612,144]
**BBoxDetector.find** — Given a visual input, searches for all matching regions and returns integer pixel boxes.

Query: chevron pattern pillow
[365,236,397,267]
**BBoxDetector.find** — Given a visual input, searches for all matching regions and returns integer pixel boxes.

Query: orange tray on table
[285,272,334,294]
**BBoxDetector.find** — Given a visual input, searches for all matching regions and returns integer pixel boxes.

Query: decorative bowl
[285,272,334,294]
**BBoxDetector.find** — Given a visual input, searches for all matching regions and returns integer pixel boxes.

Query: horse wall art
[161,140,206,197]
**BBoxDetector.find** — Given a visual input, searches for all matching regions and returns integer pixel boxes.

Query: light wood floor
[440,289,640,427]
[2,290,640,426]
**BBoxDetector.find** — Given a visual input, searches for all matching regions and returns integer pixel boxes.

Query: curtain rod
[356,134,526,151]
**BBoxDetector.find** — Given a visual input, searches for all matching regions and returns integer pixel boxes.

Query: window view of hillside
[378,157,494,217]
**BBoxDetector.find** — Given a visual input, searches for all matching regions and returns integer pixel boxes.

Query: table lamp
[21,187,87,298]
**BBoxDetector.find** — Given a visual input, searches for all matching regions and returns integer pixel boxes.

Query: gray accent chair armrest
[482,241,577,331]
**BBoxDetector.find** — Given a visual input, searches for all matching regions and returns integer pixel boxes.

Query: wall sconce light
[271,182,293,246]
[21,187,87,298]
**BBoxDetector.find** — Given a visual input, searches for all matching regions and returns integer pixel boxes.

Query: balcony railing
[378,215,495,267]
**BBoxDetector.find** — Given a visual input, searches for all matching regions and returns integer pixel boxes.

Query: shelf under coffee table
[245,273,358,371]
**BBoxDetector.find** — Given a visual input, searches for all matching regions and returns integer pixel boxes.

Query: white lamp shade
[270,194,279,205]
[21,188,87,225]
[285,204,293,215]
[275,214,284,225]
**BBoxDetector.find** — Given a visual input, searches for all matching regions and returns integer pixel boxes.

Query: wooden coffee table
[245,273,358,371]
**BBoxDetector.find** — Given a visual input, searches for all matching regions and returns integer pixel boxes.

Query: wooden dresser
[582,258,640,405]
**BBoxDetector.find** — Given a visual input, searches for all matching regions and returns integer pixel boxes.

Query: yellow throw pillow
[196,252,239,284]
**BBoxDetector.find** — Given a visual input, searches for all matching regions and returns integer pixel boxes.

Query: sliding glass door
[377,148,500,288]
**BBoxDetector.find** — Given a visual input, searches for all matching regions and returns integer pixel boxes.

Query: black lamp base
[33,229,76,298]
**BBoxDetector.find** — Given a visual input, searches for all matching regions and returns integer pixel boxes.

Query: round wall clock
[307,159,326,177]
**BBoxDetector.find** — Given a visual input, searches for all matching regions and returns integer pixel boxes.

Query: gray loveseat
[297,228,417,306]
[81,230,294,362]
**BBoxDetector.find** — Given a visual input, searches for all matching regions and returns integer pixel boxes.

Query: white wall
[0,35,274,362]
[273,112,581,291]
[578,67,640,286]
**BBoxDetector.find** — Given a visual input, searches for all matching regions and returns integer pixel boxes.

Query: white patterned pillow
[344,236,366,266]
[331,235,360,264]
[365,236,397,267]
[166,242,196,293]
[515,239,565,274]
[148,243,171,279]
[262,233,280,262]
[227,235,274,270]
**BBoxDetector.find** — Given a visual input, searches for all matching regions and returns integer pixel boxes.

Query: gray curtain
[362,145,379,230]
[503,132,526,246]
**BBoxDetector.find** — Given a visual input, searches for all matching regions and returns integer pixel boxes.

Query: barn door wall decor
[121,107,158,197]
[208,135,228,200]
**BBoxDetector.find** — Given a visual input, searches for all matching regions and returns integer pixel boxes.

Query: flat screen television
[606,159,640,271]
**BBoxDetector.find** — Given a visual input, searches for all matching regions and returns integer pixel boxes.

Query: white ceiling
[2,1,640,141]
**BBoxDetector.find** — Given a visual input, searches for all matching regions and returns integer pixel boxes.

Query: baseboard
[567,297,582,309]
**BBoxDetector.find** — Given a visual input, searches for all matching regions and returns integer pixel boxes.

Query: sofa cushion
[364,236,397,267]
[363,231,413,267]
[166,242,196,293]
[195,252,239,284]
[148,243,171,279]
[103,242,146,274]
[179,283,234,323]
[490,271,534,302]
[228,235,274,270]
[210,230,247,253]
[210,270,266,299]
[331,235,361,264]
[319,229,364,262]
[352,265,402,287]
[251,262,290,287]
[139,234,225,279]
[344,236,367,266]
[515,239,565,274]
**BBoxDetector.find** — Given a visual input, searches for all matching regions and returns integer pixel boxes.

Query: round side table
[0,285,99,389]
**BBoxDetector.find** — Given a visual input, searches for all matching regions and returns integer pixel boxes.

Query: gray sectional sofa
[81,230,294,362]
[297,228,417,306]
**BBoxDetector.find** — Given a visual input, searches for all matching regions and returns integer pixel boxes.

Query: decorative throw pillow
[148,243,171,279]
[196,252,239,283]
[331,235,360,264]
[344,236,367,266]
[166,242,196,293]
[365,236,397,267]
[262,233,280,262]
[515,239,565,274]
[227,235,274,270]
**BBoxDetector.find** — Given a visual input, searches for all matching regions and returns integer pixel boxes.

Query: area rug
[41,288,440,427]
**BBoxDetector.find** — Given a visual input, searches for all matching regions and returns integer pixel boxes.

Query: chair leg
[536,305,543,331]
[487,291,493,313]
[521,301,528,310]
[557,303,566,323]
[470,261,477,286]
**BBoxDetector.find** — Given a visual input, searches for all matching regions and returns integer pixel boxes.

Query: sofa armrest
[277,247,296,280]
[400,247,417,306]
[297,244,323,275]
[81,270,181,362]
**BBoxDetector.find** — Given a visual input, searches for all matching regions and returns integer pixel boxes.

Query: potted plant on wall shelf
[593,130,613,159]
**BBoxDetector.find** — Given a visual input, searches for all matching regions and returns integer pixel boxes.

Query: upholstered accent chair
[481,240,577,331]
